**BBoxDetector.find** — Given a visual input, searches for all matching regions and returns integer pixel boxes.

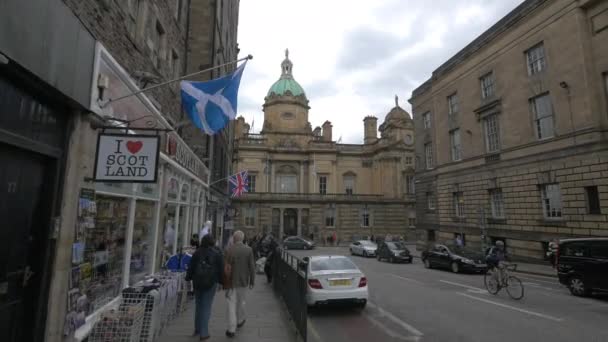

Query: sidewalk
[405,245,557,278]
[157,275,299,342]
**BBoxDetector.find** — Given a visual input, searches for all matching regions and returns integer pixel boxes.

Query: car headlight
[462,258,475,265]
[394,252,401,256]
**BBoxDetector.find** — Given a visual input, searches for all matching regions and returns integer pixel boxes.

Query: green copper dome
[266,49,307,98]
[267,78,306,97]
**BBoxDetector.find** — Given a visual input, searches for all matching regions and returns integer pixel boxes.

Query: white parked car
[305,255,368,308]
[350,240,377,257]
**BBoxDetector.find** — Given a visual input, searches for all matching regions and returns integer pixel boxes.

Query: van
[557,238,608,296]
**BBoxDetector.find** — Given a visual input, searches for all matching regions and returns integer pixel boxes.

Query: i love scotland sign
[93,133,160,183]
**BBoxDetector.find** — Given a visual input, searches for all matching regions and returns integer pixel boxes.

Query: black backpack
[193,251,216,290]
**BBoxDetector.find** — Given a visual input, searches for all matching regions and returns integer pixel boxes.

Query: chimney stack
[363,116,378,144]
[322,121,333,142]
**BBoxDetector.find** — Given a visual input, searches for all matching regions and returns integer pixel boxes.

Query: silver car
[350,240,377,257]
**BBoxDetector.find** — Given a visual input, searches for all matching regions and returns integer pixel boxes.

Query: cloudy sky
[237,0,524,143]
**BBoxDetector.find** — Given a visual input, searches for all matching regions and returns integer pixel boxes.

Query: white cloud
[237,0,524,143]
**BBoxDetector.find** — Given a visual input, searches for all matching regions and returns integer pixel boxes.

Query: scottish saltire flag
[180,61,247,134]
[229,170,249,198]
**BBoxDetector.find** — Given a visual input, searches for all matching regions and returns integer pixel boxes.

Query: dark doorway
[283,209,298,237]
[0,143,55,342]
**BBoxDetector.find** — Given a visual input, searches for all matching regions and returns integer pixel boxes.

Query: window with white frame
[526,43,546,75]
[423,112,431,129]
[406,156,413,165]
[450,129,462,161]
[490,189,505,218]
[427,192,435,210]
[530,93,554,140]
[406,175,415,194]
[319,176,327,195]
[244,207,256,226]
[344,175,355,195]
[453,192,465,217]
[325,206,335,227]
[541,184,562,218]
[483,115,500,153]
[247,175,256,193]
[425,143,434,169]
[360,207,370,227]
[480,72,495,99]
[448,93,459,115]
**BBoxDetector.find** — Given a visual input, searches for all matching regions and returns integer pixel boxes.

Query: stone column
[279,208,284,241]
[299,162,304,193]
[270,161,275,192]
[173,205,181,255]
[297,208,302,236]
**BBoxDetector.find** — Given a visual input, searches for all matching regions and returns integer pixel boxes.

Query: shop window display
[71,194,128,317]
[129,200,156,284]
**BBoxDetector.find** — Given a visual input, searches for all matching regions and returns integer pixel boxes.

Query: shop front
[50,43,209,341]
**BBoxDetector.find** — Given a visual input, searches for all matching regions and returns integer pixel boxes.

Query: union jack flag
[229,170,249,198]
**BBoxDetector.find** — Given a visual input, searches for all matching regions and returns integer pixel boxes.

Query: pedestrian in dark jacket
[264,239,279,283]
[186,234,224,340]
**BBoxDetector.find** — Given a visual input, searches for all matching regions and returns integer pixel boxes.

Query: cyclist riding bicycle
[486,241,509,283]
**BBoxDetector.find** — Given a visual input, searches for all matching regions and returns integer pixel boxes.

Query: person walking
[264,237,278,283]
[224,231,256,338]
[185,234,224,341]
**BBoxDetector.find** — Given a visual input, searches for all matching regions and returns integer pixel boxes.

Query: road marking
[517,275,559,285]
[457,292,564,322]
[439,280,487,294]
[523,282,557,291]
[367,301,423,337]
[307,318,323,342]
[389,274,425,285]
[365,315,421,342]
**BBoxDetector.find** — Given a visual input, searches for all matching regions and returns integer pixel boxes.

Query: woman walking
[186,234,224,340]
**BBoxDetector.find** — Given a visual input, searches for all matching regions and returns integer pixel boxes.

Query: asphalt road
[289,247,608,342]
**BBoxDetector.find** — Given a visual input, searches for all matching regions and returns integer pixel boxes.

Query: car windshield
[360,241,376,247]
[387,242,406,250]
[310,257,358,271]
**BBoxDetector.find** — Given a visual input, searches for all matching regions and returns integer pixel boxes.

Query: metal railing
[273,248,308,341]
[235,192,385,202]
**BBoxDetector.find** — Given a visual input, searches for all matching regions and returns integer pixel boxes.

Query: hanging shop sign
[93,133,160,183]
[166,134,208,181]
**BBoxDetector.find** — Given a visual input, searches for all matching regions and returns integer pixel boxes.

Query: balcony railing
[234,192,392,202]
[337,144,364,152]
[241,134,266,145]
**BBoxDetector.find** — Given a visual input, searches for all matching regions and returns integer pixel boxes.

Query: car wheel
[451,262,460,273]
[363,251,368,257]
[424,259,432,269]
[390,256,395,263]
[350,249,355,255]
[376,254,381,261]
[357,301,367,310]
[569,276,590,297]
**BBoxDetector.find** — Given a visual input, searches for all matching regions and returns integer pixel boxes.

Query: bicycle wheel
[506,276,524,300]
[484,269,500,295]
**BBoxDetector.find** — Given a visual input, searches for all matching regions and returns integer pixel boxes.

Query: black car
[283,236,315,250]
[421,244,487,273]
[557,238,608,296]
[376,241,413,263]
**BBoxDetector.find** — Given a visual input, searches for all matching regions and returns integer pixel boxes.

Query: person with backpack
[185,234,224,341]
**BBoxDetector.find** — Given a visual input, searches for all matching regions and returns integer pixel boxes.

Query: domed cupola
[265,49,308,105]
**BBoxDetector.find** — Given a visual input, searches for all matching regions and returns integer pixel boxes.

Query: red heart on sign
[126,141,143,154]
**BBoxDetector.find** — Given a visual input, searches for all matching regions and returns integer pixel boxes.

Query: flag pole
[101,54,253,108]
[210,170,246,186]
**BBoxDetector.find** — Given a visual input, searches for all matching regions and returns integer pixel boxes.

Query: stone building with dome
[231,50,416,242]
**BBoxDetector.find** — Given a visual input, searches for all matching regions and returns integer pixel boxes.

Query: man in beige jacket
[224,230,255,338]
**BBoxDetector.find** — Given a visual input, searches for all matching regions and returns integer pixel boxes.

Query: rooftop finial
[395,94,399,107]
[285,48,289,59]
